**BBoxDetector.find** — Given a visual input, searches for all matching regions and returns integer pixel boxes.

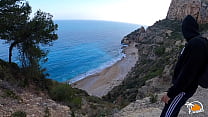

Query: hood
[182,15,200,42]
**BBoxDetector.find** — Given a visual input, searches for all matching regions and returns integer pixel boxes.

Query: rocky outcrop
[121,26,146,45]
[114,80,208,117]
[104,19,184,104]
[0,80,71,117]
[107,1,208,116]
[167,0,208,24]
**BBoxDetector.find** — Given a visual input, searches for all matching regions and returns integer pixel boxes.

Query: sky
[28,0,172,26]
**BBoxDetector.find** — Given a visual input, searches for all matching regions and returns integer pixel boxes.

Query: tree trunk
[9,41,19,63]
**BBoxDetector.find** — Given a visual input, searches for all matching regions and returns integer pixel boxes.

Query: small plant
[49,83,73,103]
[70,97,82,108]
[200,23,208,32]
[49,83,82,109]
[2,89,20,100]
[11,111,26,117]
[44,107,50,117]
[71,111,75,117]
[150,93,158,103]
[155,46,165,56]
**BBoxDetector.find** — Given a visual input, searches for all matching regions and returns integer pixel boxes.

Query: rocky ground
[0,80,71,117]
[113,77,208,117]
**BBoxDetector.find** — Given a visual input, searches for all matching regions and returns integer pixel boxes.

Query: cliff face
[104,19,185,103]
[104,0,208,112]
[167,0,208,24]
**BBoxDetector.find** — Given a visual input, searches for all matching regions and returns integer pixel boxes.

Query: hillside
[104,0,208,116]
[0,60,117,117]
[2,0,208,116]
[103,19,184,105]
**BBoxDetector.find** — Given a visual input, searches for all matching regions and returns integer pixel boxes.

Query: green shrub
[49,83,73,103]
[44,107,50,117]
[87,96,102,104]
[11,111,26,117]
[2,89,20,100]
[144,68,163,80]
[49,83,82,109]
[70,96,82,108]
[200,23,208,32]
[150,94,158,103]
[155,46,165,56]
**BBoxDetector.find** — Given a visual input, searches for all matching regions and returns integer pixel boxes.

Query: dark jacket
[167,15,208,98]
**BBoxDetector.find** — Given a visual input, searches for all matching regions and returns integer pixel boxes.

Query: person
[160,15,208,117]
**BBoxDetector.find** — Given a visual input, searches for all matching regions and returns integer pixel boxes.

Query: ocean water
[0,20,139,82]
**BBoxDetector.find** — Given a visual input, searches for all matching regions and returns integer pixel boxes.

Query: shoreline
[68,51,125,84]
[72,42,138,97]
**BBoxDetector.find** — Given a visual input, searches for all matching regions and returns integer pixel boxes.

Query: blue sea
[0,20,139,82]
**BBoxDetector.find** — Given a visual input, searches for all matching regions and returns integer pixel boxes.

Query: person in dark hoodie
[160,15,208,117]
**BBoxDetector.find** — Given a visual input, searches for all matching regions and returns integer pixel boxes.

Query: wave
[68,47,126,84]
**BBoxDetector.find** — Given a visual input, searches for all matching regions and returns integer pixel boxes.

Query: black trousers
[160,92,194,117]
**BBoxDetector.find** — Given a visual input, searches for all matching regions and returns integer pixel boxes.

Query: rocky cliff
[104,0,208,116]
[104,19,185,104]
[167,0,208,24]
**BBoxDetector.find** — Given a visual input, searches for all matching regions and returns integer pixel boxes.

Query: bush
[144,68,163,80]
[155,46,165,56]
[200,23,208,32]
[44,107,50,117]
[150,94,158,103]
[11,111,26,117]
[2,89,20,100]
[49,83,82,109]
[49,83,73,103]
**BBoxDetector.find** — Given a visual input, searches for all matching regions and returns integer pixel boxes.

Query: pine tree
[0,0,58,68]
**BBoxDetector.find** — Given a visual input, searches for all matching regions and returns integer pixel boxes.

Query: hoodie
[167,15,208,98]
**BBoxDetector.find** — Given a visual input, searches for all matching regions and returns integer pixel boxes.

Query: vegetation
[0,58,117,116]
[49,83,83,109]
[103,19,183,106]
[0,0,58,88]
[0,0,58,65]
[155,46,165,56]
[149,93,158,103]
[104,19,208,107]
[0,1,117,116]
[200,23,208,32]
[11,111,27,117]
[2,89,20,100]
[44,107,50,117]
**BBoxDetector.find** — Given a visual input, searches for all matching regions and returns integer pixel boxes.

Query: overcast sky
[28,0,172,26]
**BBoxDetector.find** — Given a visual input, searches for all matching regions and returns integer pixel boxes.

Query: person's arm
[167,39,206,98]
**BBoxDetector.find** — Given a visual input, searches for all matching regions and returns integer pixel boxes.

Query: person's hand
[161,93,170,104]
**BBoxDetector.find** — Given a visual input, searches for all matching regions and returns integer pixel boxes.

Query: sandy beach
[72,42,138,97]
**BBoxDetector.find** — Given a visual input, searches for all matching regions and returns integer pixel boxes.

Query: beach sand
[72,42,138,97]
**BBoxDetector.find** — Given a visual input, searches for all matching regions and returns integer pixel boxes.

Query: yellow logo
[185,101,204,114]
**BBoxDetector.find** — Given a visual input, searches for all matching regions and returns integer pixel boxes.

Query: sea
[0,20,140,83]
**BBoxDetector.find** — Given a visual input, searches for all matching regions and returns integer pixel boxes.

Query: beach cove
[72,42,138,97]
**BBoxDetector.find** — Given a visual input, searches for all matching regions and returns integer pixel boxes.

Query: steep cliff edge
[104,19,185,104]
[104,0,208,116]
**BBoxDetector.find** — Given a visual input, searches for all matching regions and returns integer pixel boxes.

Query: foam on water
[0,20,140,82]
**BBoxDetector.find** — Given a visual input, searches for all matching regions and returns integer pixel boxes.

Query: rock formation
[111,0,208,116]
[121,26,146,45]
[167,0,208,24]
